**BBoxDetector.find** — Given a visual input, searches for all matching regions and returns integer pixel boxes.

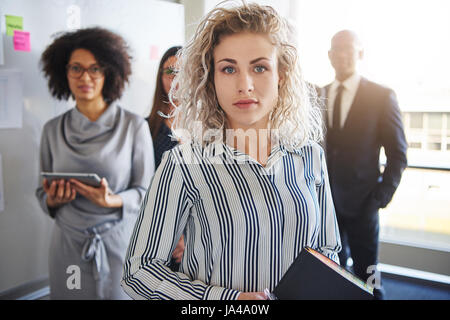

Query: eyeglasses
[66,64,105,79]
[163,67,178,76]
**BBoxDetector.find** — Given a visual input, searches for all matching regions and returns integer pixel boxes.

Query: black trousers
[336,208,385,299]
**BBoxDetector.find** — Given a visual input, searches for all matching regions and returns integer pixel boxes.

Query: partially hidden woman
[147,45,182,169]
[122,3,340,300]
[36,27,154,299]
[146,45,184,271]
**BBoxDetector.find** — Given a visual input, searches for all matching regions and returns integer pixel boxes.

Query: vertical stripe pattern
[122,141,341,300]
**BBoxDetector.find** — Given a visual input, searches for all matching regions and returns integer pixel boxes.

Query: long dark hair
[147,46,181,142]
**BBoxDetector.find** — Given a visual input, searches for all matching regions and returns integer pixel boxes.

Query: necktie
[332,84,344,129]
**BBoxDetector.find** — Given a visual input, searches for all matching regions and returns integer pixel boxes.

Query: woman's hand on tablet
[70,178,123,208]
[43,178,76,208]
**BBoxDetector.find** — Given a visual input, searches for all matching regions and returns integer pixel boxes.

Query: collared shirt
[121,141,341,300]
[327,73,361,128]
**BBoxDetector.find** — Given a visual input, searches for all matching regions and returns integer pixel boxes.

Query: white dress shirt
[121,141,341,300]
[327,73,361,128]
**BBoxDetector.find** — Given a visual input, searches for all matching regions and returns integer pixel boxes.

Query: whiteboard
[0,0,184,293]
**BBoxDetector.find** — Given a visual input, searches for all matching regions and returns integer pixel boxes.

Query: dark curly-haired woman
[35,27,154,299]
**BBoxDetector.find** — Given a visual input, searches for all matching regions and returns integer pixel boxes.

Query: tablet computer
[41,172,102,187]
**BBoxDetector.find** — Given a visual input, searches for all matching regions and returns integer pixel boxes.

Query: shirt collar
[201,141,304,162]
[72,102,118,129]
[331,72,361,92]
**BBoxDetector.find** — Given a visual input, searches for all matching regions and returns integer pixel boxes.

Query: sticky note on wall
[13,30,30,52]
[0,15,4,65]
[150,45,159,60]
[5,15,23,36]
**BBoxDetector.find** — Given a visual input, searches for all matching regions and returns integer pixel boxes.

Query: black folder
[271,247,374,300]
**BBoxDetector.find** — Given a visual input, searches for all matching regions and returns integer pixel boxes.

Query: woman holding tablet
[122,3,340,300]
[36,27,154,299]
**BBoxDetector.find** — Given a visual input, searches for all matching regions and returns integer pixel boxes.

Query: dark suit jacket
[323,77,407,218]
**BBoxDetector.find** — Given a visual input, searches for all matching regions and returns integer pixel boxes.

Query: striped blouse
[121,141,341,300]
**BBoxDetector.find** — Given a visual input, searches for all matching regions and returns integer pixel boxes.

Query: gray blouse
[36,103,154,230]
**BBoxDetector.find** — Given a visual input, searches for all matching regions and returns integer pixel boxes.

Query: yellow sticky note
[5,15,23,36]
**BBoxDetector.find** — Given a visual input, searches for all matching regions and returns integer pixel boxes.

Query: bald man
[323,30,407,299]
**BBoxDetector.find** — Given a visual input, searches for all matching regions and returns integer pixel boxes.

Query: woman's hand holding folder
[237,291,268,300]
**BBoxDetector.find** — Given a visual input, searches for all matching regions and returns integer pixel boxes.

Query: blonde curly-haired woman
[122,1,341,300]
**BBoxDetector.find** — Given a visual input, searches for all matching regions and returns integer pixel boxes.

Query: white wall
[180,0,204,43]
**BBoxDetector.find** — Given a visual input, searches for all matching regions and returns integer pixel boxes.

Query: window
[426,114,444,151]
[379,167,450,250]
[410,113,424,129]
[428,113,443,130]
[427,142,441,151]
[292,0,450,252]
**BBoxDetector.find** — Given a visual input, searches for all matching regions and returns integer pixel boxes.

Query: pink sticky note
[13,30,31,52]
[150,45,159,60]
